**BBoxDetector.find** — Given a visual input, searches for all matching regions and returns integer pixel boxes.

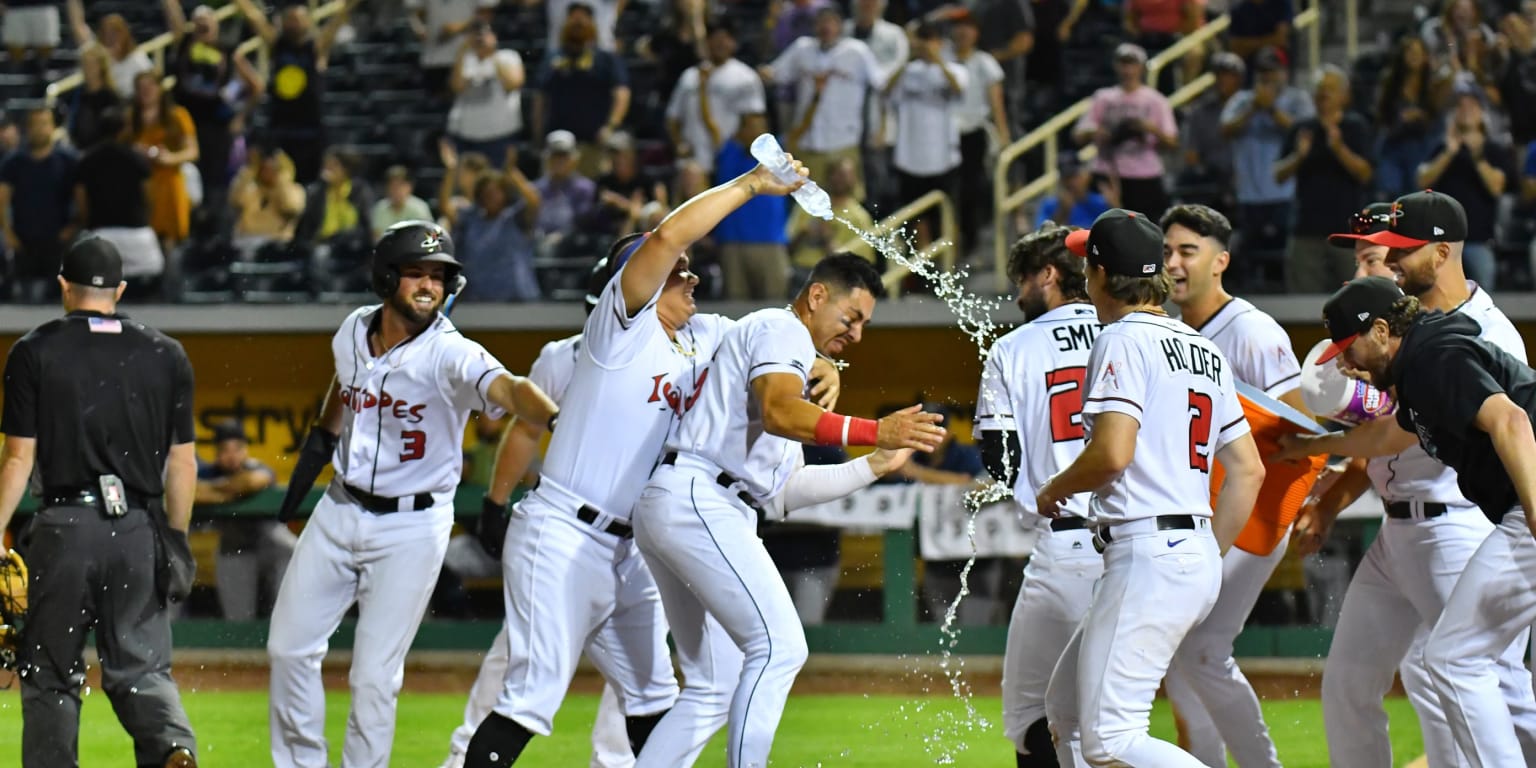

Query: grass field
[0,689,1428,766]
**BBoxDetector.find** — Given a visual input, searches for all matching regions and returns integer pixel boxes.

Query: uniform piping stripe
[1085,395,1142,411]
[1263,371,1301,392]
[473,367,508,414]
[369,371,390,493]
[1218,414,1246,434]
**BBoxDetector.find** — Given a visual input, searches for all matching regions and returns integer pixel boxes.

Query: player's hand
[875,404,946,452]
[1270,432,1324,465]
[747,157,808,197]
[808,357,842,410]
[1034,480,1067,519]
[477,496,510,560]
[1290,506,1333,557]
[867,447,914,477]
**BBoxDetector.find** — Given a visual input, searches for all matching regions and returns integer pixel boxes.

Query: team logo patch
[421,232,442,251]
[1142,264,1156,274]
[1101,362,1120,391]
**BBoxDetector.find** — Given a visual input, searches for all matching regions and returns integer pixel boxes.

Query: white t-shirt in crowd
[888,59,968,176]
[770,36,883,153]
[409,0,493,69]
[665,58,767,173]
[448,48,524,141]
[947,47,1004,135]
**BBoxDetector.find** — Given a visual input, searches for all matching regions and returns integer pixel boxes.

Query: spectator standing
[1035,153,1111,228]
[229,147,306,248]
[1123,0,1202,66]
[408,0,495,98]
[1072,43,1178,218]
[846,0,907,215]
[194,421,294,623]
[448,20,525,162]
[591,131,665,236]
[1025,0,1089,119]
[1498,13,1536,147]
[1222,47,1312,274]
[233,0,361,184]
[164,1,264,209]
[788,156,875,280]
[130,71,199,251]
[1375,37,1446,200]
[1179,52,1244,215]
[294,147,375,247]
[948,11,1008,257]
[441,151,543,302]
[1274,66,1373,293]
[885,22,967,251]
[2,0,60,75]
[960,0,1036,135]
[65,0,152,101]
[1421,0,1500,96]
[371,165,433,239]
[1416,84,1512,289]
[763,7,882,196]
[666,19,766,174]
[0,105,77,303]
[543,0,625,53]
[535,3,631,178]
[69,47,122,151]
[1227,0,1292,62]
[75,110,164,291]
[713,112,793,299]
[533,130,597,246]
[642,0,706,101]
[772,0,833,55]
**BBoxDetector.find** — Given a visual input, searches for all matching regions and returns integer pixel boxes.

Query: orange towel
[1210,392,1327,557]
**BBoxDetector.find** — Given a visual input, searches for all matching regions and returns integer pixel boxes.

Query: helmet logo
[420,231,442,251]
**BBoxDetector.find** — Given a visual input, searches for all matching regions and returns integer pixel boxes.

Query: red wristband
[815,412,881,446]
[846,417,878,446]
[814,411,847,446]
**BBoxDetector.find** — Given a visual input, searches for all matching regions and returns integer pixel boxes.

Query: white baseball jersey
[528,333,582,404]
[1190,297,1302,397]
[665,307,816,501]
[1082,312,1249,524]
[533,266,732,519]
[973,303,1101,521]
[1367,282,1527,503]
[331,305,508,497]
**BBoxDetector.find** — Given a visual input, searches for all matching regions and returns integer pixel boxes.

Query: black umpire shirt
[1389,310,1536,523]
[1,310,196,498]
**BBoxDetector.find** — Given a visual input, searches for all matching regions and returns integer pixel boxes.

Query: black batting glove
[478,495,511,560]
[279,425,338,522]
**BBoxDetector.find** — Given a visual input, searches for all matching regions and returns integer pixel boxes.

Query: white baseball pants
[631,464,808,768]
[490,498,679,736]
[1426,508,1536,768]
[1164,535,1288,768]
[1324,509,1536,767]
[448,625,634,767]
[1046,518,1222,768]
[267,490,453,768]
[1002,527,1101,757]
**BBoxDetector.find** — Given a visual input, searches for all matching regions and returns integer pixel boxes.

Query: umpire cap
[371,220,462,300]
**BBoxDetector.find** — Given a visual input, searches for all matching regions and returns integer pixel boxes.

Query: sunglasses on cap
[1350,209,1397,235]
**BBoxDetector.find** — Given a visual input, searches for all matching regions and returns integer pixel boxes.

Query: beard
[390,290,440,328]
[1017,290,1047,322]
[1397,262,1436,296]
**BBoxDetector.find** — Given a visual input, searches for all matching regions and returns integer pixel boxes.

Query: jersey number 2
[400,430,427,462]
[1046,367,1087,442]
[1187,390,1213,472]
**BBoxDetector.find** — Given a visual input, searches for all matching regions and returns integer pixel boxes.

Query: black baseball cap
[1315,276,1405,364]
[1064,208,1164,277]
[1328,201,1396,247]
[60,235,123,288]
[1328,190,1468,249]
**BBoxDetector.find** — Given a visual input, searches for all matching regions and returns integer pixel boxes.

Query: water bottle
[750,133,833,220]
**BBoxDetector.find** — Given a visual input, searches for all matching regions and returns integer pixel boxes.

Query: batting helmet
[371,220,465,300]
[584,232,650,314]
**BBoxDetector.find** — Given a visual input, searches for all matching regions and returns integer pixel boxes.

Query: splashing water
[832,216,1022,763]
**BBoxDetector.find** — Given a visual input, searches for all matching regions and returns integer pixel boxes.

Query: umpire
[0,236,199,768]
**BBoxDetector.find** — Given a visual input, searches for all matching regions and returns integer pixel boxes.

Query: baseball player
[266,220,560,768]
[1159,204,1310,768]
[1037,209,1266,767]
[440,260,631,768]
[630,253,948,767]
[1304,276,1536,767]
[973,222,1104,768]
[463,161,821,768]
[1279,191,1536,767]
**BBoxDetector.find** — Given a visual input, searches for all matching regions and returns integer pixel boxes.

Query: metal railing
[990,0,1335,291]
[44,0,347,106]
[834,189,957,299]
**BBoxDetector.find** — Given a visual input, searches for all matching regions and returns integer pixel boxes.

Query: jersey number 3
[1046,367,1087,442]
[400,430,427,462]
[1187,390,1213,472]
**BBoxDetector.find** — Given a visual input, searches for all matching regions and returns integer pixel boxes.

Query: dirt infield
[56,651,1331,700]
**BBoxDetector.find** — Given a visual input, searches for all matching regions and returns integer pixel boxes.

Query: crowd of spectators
[3,0,1536,308]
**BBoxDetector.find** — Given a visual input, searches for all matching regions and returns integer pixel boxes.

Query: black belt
[1098,514,1197,544]
[577,505,634,539]
[343,483,433,515]
[660,452,765,515]
[1050,517,1088,532]
[42,487,151,511]
[1385,501,1448,519]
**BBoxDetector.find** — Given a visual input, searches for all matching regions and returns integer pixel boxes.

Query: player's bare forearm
[488,417,542,506]
[1312,459,1372,525]
[1276,386,1312,418]
[0,436,36,548]
[488,374,558,433]
[1276,416,1417,461]
[164,442,199,533]
[1212,434,1265,553]
[1476,395,1536,533]
[1046,413,1137,498]
[623,173,759,309]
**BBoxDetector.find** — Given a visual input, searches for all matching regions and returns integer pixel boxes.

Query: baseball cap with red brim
[1315,276,1405,364]
[1327,190,1467,250]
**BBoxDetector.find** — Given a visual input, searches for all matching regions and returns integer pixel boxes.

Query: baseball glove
[0,549,27,670]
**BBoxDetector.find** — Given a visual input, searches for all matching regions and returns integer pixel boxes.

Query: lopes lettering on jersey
[533,265,732,519]
[1082,312,1249,524]
[331,306,509,497]
[1194,297,1303,398]
[1366,283,1527,503]
[667,307,817,501]
[974,304,1101,520]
